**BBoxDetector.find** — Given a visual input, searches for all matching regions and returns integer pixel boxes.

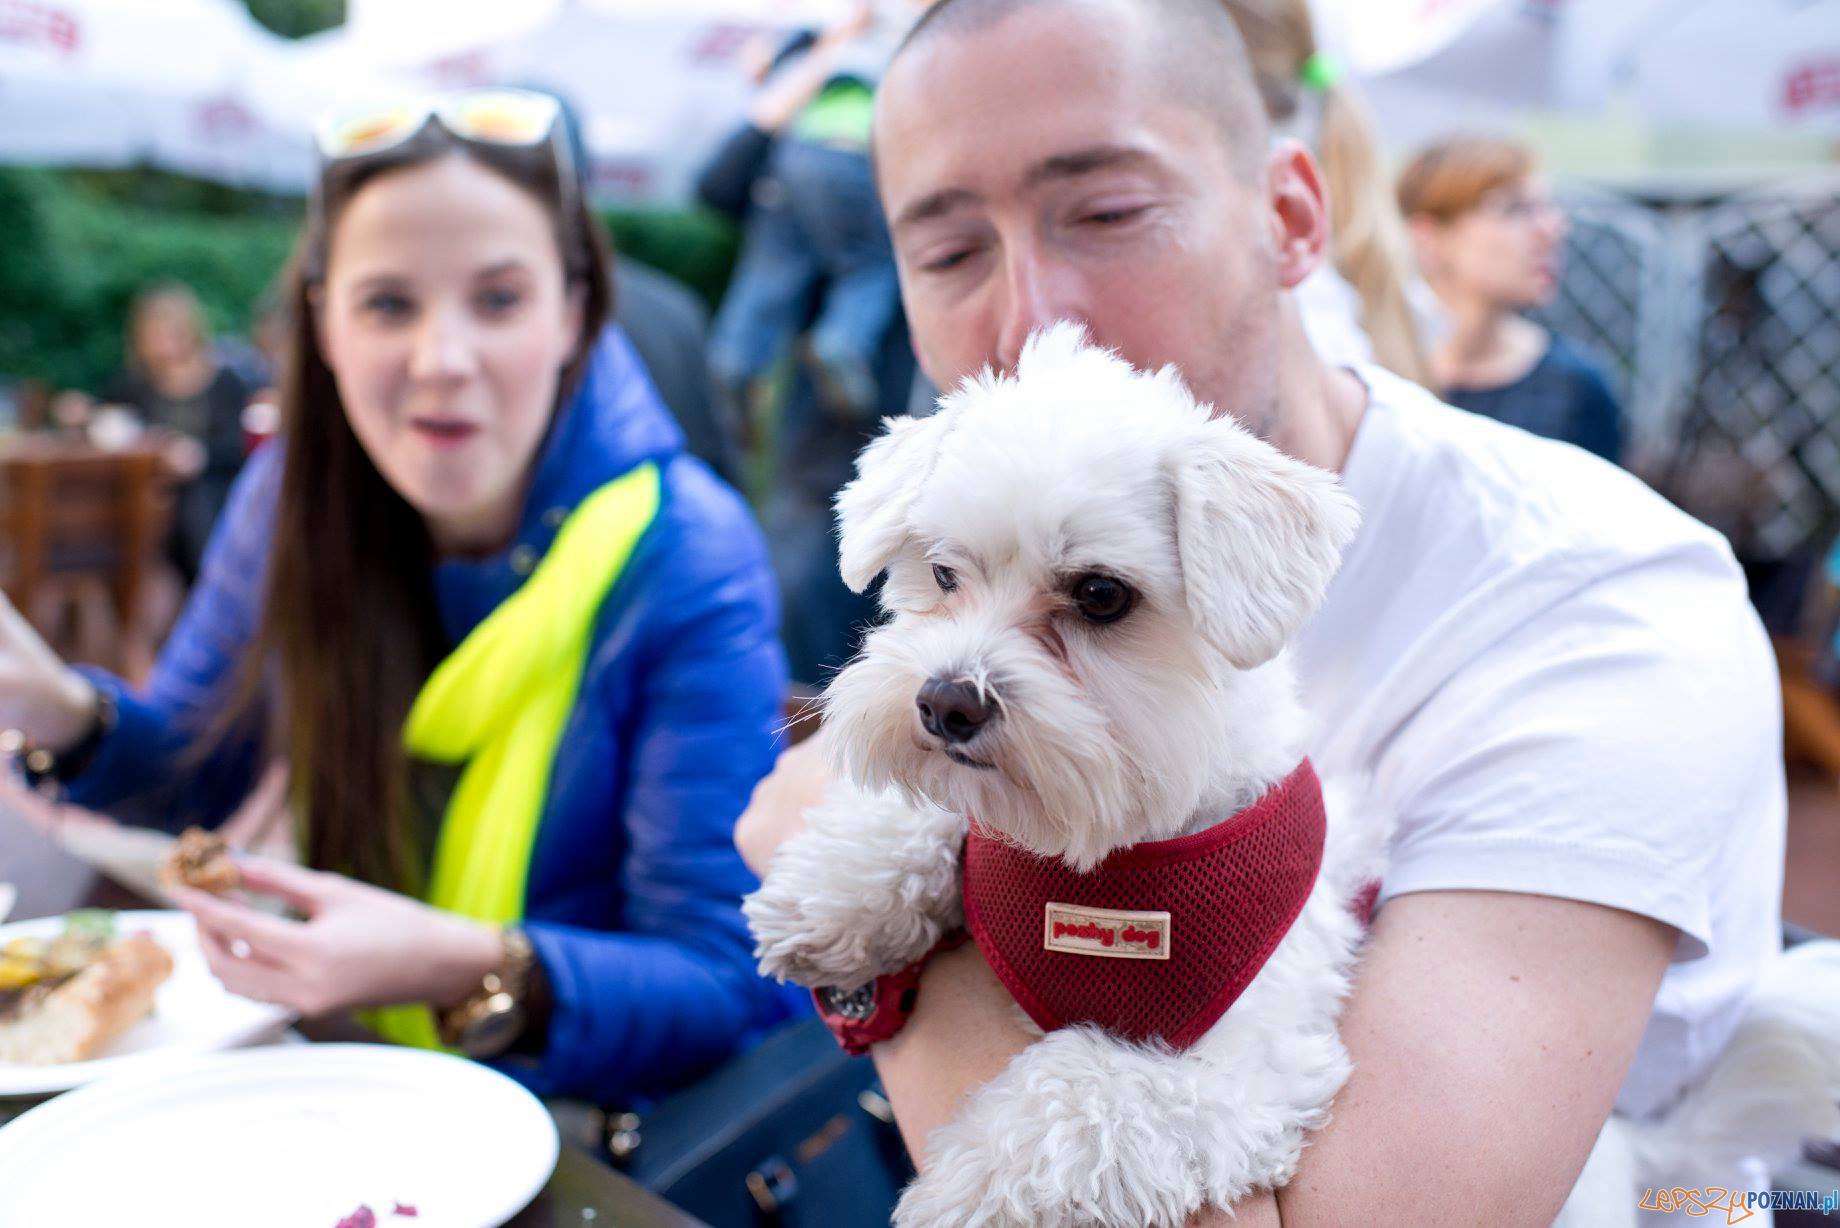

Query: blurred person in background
[706,0,931,429]
[0,89,796,1104]
[1399,135,1625,463]
[104,282,255,580]
[531,84,742,485]
[1221,0,1435,385]
[700,1,935,686]
[693,13,855,229]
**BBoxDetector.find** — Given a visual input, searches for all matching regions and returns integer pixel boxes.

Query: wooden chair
[1778,637,1840,779]
[0,436,173,677]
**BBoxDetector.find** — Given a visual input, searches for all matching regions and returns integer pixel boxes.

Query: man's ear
[835,411,954,593]
[1168,415,1360,669]
[1267,139,1332,291]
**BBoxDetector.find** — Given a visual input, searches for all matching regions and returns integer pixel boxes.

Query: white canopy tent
[304,0,858,202]
[0,0,408,192]
[1313,0,1840,149]
[2,0,1833,198]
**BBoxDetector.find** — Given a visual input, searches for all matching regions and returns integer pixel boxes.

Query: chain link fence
[1534,174,1840,595]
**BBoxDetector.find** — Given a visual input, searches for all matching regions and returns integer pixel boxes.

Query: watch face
[461,995,527,1058]
[817,982,877,1022]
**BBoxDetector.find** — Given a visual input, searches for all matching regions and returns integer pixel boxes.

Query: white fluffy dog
[749,323,1376,1226]
[746,324,1840,1228]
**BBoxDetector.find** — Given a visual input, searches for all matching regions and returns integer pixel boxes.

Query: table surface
[0,804,709,1228]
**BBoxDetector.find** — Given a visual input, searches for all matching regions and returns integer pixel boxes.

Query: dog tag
[1042,903,1172,960]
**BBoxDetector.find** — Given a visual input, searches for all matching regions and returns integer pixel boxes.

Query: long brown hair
[254,122,614,889]
[1220,0,1432,387]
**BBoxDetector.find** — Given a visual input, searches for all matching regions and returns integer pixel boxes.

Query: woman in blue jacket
[0,90,795,1103]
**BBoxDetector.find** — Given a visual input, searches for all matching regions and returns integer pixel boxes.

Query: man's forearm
[1261,892,1671,1227]
[870,942,1035,1160]
[870,890,1670,1228]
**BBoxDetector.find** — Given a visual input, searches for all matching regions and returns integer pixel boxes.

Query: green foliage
[65,166,297,217]
[0,168,297,395]
[0,168,742,397]
[602,205,741,313]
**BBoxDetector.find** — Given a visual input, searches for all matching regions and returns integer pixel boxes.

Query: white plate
[0,883,14,924]
[0,910,292,1095]
[0,1044,559,1228]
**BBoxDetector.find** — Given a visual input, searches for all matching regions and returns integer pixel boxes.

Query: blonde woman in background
[1220,0,1435,386]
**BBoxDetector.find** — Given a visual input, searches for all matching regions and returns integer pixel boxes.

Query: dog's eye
[932,564,959,593]
[1072,574,1133,623]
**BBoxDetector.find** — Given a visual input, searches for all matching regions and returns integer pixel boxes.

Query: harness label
[1042,902,1172,960]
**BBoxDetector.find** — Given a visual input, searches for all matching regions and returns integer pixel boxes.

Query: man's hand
[734,733,832,876]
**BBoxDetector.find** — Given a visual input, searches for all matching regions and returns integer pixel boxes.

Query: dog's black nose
[916,678,995,745]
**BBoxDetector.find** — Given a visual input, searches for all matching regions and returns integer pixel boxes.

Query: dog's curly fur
[748,324,1376,1226]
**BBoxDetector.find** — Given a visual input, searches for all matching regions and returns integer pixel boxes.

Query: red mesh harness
[962,759,1326,1050]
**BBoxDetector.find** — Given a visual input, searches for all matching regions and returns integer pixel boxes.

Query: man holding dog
[736,0,1785,1223]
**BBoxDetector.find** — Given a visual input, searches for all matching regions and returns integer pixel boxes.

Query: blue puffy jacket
[65,326,801,1103]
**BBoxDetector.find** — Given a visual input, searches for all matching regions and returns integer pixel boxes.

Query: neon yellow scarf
[365,462,662,1049]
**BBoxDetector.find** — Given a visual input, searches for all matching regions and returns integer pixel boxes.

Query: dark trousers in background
[708,139,900,398]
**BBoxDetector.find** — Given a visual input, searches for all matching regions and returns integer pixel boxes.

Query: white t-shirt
[1295,366,1786,1121]
[1295,266,1374,372]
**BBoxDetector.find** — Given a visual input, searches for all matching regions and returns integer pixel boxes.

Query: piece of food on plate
[160,826,240,895]
[0,911,174,1065]
[332,1202,419,1226]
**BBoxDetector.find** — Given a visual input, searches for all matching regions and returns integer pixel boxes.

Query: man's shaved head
[870,0,1334,438]
[888,0,1270,177]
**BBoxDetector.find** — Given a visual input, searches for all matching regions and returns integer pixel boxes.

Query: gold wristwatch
[436,926,535,1059]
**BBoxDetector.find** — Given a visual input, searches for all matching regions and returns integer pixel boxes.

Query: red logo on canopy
[691,23,764,65]
[196,96,258,139]
[0,1,80,54]
[1784,57,1840,115]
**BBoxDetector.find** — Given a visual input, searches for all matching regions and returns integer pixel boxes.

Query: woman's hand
[0,591,98,753]
[734,732,834,877]
[172,858,501,1018]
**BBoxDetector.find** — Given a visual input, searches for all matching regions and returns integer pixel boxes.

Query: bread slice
[0,932,174,1065]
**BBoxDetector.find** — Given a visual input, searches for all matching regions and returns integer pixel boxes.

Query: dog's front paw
[743,857,899,988]
[895,1028,1255,1228]
[744,789,962,988]
[742,872,851,988]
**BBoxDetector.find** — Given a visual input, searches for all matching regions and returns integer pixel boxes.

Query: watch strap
[6,681,118,796]
[813,928,970,1057]
[436,925,534,1052]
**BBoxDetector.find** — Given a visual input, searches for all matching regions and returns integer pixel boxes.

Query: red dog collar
[963,759,1326,1050]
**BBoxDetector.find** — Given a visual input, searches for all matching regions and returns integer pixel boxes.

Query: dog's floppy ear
[1169,417,1361,669]
[835,411,954,593]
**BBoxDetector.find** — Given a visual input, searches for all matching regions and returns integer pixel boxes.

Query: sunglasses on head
[306,89,588,274]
